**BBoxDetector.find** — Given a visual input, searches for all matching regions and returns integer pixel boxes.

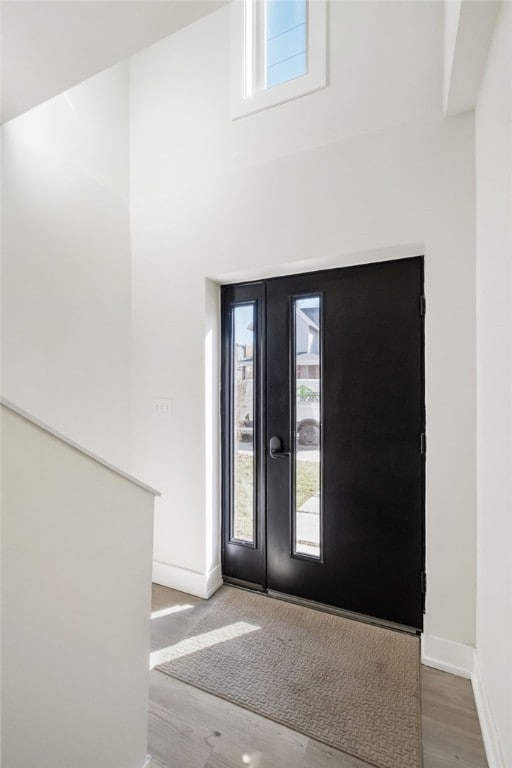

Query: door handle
[269,435,291,459]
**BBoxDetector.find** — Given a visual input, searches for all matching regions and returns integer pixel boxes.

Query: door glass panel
[232,303,256,544]
[294,296,321,557]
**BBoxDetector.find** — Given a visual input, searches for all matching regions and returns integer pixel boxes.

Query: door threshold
[266,590,420,636]
[222,576,266,592]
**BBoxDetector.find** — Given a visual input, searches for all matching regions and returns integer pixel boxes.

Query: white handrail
[1,397,160,496]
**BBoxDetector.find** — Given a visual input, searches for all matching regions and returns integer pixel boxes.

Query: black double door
[222,257,425,630]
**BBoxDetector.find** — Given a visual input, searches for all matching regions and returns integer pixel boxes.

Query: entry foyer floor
[149,584,488,768]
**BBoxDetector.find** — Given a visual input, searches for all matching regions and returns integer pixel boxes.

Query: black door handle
[269,435,291,459]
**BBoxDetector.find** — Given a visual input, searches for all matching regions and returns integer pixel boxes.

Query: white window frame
[231,0,327,119]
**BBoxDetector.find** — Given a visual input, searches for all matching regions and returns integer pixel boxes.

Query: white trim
[231,0,327,119]
[141,756,153,768]
[205,564,223,597]
[472,652,506,768]
[153,561,223,599]
[0,398,160,496]
[421,634,474,678]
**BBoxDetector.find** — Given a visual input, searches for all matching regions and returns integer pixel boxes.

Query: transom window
[231,0,327,119]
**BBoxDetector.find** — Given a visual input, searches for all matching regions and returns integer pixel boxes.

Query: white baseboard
[152,560,223,599]
[421,634,474,678]
[472,652,505,768]
[205,563,223,597]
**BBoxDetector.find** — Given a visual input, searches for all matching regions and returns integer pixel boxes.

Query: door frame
[219,255,426,630]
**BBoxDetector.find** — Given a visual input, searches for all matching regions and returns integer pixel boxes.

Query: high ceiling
[1,0,230,124]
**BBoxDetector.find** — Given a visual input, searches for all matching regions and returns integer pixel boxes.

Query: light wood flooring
[149,584,488,768]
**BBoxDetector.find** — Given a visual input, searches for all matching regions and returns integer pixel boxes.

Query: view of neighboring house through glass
[266,0,307,88]
[232,303,256,543]
[294,295,321,558]
[231,294,321,556]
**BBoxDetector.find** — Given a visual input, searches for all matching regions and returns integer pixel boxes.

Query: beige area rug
[156,587,422,768]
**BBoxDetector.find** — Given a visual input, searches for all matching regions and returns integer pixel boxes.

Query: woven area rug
[156,587,422,768]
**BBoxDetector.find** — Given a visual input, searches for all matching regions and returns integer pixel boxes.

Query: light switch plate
[153,398,173,417]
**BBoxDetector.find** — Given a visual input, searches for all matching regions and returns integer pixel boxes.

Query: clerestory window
[231,0,327,119]
[266,0,307,88]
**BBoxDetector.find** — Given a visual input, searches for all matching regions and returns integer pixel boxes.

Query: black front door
[222,257,425,630]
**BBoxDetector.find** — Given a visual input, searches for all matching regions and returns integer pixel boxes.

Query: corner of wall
[153,560,222,600]
[471,652,506,768]
[421,634,474,678]
[204,277,222,590]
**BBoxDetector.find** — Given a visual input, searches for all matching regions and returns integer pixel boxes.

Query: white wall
[443,0,462,110]
[443,1,501,116]
[1,0,229,123]
[475,3,512,765]
[129,0,478,652]
[1,62,132,469]
[1,404,155,768]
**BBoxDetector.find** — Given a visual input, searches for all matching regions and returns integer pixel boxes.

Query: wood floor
[149,584,488,768]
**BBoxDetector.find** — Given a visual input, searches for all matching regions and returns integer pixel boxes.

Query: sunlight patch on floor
[242,752,262,766]
[149,621,260,669]
[151,604,194,620]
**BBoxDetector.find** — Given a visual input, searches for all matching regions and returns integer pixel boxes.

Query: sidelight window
[231,303,256,544]
[293,295,322,558]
